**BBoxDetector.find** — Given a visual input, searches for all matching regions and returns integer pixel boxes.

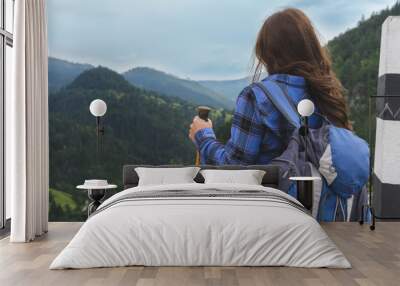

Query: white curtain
[7,0,49,242]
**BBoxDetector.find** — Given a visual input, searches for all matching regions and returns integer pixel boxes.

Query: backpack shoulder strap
[253,80,301,128]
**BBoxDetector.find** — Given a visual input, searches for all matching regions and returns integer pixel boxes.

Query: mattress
[50,183,350,269]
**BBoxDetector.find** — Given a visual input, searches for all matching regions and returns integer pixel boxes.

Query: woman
[189,8,351,165]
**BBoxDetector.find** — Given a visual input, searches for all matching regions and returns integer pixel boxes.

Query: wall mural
[48,2,400,221]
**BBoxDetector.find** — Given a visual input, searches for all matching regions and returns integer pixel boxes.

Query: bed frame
[123,165,280,189]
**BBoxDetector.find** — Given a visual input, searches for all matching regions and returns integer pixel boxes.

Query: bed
[50,165,350,269]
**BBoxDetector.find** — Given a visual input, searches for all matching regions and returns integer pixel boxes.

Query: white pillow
[200,169,266,185]
[135,167,200,186]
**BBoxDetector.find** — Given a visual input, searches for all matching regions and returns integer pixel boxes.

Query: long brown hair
[253,8,352,130]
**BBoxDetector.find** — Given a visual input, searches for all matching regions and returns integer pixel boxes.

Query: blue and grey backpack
[252,80,370,222]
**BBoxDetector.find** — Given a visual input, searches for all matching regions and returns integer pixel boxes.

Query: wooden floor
[0,222,399,286]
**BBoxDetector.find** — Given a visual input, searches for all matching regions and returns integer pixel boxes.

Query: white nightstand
[77,180,117,216]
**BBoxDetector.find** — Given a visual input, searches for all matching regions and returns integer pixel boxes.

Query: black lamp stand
[88,116,105,216]
[296,115,314,211]
[95,116,105,167]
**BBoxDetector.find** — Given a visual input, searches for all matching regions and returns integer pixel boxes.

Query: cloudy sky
[48,0,396,80]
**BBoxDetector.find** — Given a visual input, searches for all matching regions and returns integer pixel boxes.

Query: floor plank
[0,222,399,286]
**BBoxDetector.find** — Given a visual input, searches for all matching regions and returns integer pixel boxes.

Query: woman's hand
[189,116,213,142]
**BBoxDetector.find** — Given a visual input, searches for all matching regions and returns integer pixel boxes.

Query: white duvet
[50,183,350,269]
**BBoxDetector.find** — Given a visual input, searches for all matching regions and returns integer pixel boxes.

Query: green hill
[328,2,400,140]
[49,67,230,220]
[50,67,197,185]
[50,188,77,210]
[68,66,133,92]
[49,188,79,221]
[48,57,93,92]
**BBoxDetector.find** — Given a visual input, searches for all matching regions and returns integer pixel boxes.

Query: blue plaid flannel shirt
[194,74,322,165]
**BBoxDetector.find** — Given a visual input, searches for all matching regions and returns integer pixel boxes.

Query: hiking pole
[195,106,211,166]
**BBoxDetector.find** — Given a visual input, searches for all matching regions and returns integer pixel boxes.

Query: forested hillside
[49,67,230,220]
[328,2,400,140]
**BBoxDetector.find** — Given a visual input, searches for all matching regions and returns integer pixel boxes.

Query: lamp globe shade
[297,99,315,117]
[89,99,107,117]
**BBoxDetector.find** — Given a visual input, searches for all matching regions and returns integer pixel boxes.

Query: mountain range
[123,67,236,109]
[48,58,248,109]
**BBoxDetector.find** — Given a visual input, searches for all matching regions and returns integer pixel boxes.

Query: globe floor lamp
[294,99,317,211]
[80,99,108,216]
